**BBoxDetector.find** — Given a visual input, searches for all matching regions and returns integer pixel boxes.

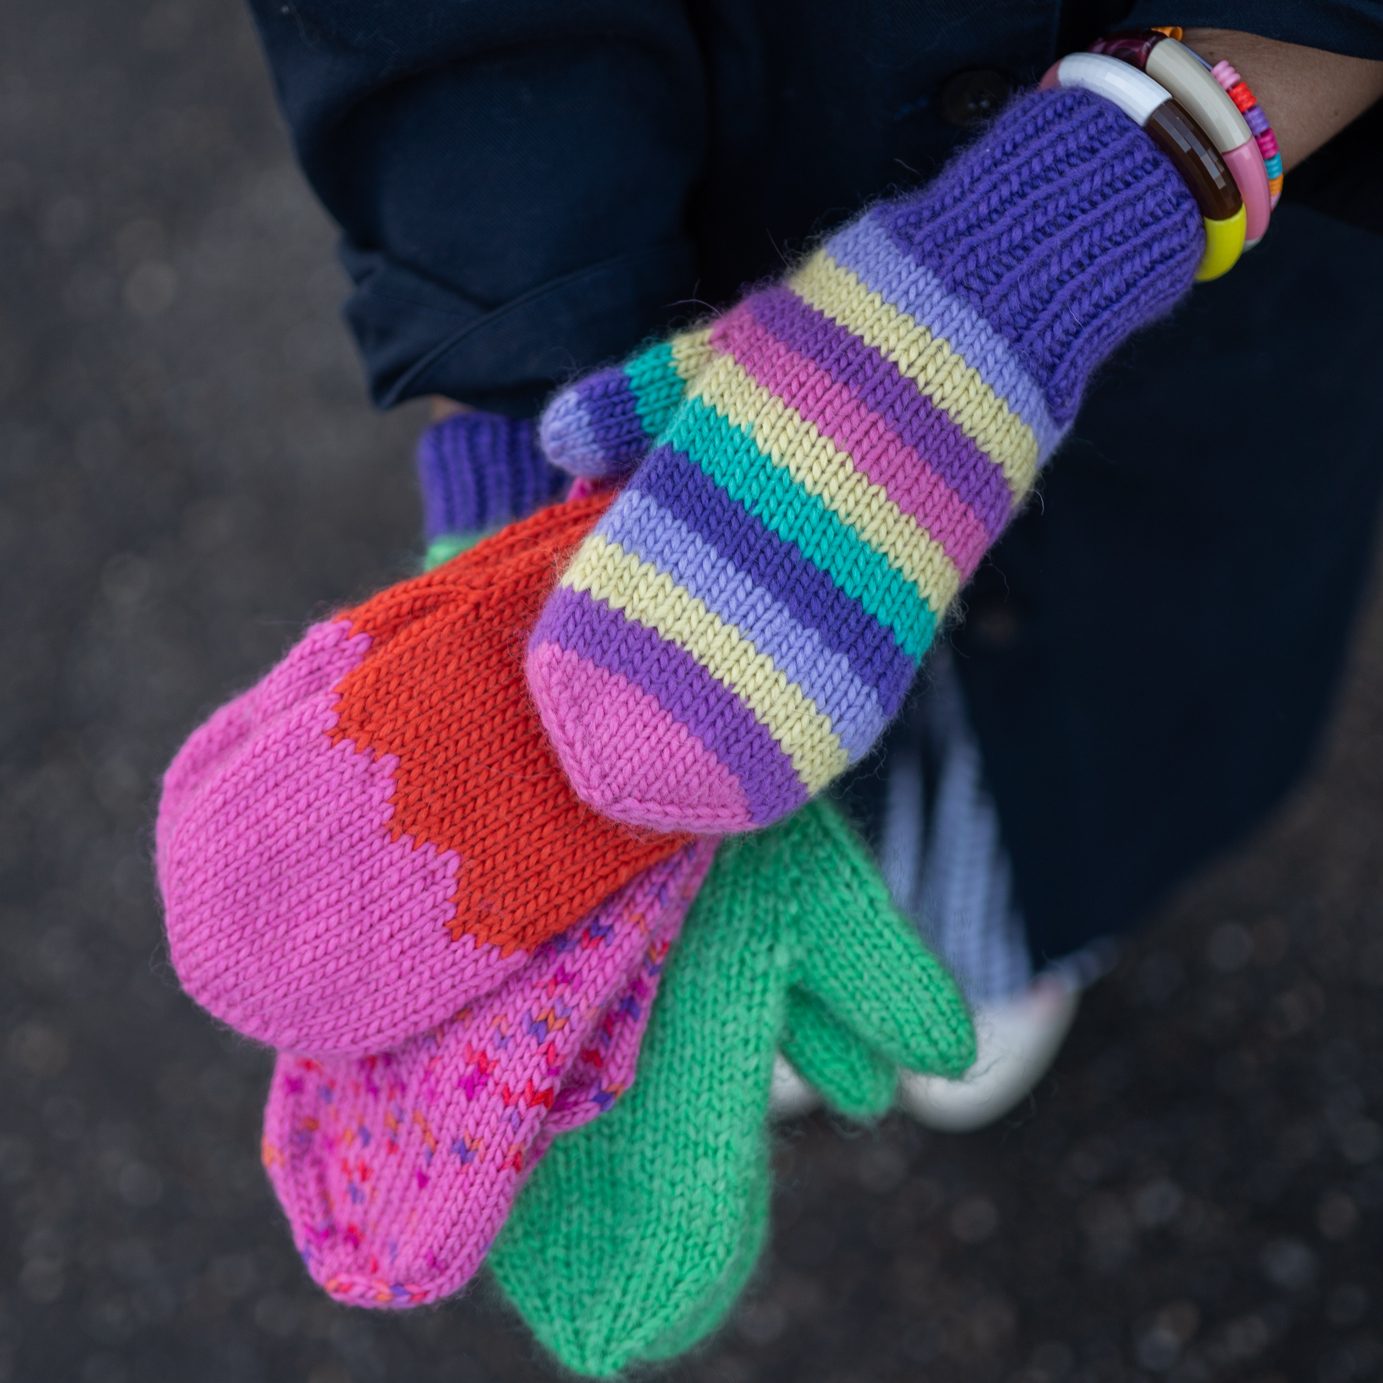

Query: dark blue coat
[246,0,1383,963]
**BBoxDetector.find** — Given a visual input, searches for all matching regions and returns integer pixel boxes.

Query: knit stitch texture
[491,800,975,1376]
[157,496,691,1056]
[417,411,565,541]
[527,87,1202,834]
[262,838,713,1308]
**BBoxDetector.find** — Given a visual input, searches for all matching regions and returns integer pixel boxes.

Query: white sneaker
[898,974,1080,1132]
[769,974,1082,1126]
[769,1053,821,1120]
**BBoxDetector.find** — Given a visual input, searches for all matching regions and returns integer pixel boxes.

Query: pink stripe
[158,618,525,1056]
[708,309,994,578]
[528,644,756,833]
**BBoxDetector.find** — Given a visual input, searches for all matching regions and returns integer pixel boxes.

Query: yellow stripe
[689,358,962,615]
[671,325,714,383]
[791,253,1039,497]
[560,536,848,793]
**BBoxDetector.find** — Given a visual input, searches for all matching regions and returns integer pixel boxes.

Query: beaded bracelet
[1091,31,1271,247]
[1040,52,1245,282]
[1211,59,1284,208]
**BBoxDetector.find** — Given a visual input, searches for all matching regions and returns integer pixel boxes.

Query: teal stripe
[625,340,691,441]
[665,397,939,660]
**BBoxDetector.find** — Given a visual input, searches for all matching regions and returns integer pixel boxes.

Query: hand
[524,86,1203,837]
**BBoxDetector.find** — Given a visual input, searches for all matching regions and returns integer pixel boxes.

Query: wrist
[1181,28,1383,171]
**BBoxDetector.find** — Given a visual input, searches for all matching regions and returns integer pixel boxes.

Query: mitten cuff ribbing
[845,86,1203,430]
[416,412,565,540]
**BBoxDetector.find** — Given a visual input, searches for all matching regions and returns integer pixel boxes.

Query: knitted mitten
[157,496,691,1056]
[490,800,975,1376]
[262,837,714,1309]
[526,86,1202,834]
[538,327,716,481]
[416,411,566,568]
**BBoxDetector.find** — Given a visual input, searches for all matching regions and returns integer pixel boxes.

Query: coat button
[938,68,1013,129]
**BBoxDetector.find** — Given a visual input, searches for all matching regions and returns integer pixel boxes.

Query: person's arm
[1181,26,1383,168]
[244,0,707,415]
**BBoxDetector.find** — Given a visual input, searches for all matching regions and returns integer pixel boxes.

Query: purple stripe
[827,213,1062,457]
[581,371,647,464]
[630,446,918,713]
[738,285,1015,539]
[540,371,646,478]
[533,586,808,825]
[596,489,885,757]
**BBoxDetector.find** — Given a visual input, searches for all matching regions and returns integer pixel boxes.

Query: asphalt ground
[3,4,1381,1381]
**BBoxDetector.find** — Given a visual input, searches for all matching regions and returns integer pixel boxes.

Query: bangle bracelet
[1211,59,1284,208]
[1091,32,1271,247]
[1041,53,1245,282]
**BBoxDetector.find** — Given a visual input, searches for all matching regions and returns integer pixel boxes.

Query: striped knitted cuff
[416,412,566,542]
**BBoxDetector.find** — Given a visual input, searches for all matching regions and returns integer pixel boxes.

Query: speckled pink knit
[261,839,714,1307]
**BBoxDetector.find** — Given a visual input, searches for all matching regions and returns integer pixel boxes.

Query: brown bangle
[1144,98,1242,221]
[1040,52,1246,281]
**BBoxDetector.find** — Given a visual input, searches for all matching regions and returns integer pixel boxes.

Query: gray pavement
[2,4,1381,1381]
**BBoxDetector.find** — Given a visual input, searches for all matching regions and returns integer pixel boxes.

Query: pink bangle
[1212,60,1285,209]
[1222,142,1271,249]
[1092,32,1271,245]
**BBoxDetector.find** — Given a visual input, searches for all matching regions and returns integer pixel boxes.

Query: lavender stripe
[596,489,885,758]
[632,446,918,712]
[827,213,1064,460]
[742,286,1015,539]
[535,586,808,824]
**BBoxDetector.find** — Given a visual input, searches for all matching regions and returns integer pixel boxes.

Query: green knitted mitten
[489,799,975,1376]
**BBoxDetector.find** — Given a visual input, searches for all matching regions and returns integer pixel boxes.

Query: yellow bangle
[1195,204,1247,282]
[1042,55,1247,283]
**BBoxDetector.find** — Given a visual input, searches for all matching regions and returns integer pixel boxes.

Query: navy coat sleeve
[245,0,707,413]
[246,1,1382,412]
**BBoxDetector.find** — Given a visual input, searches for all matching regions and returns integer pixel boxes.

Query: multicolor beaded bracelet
[1040,52,1245,282]
[1211,59,1284,208]
[1091,31,1271,247]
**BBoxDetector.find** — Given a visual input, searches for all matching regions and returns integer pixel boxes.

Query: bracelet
[1211,59,1284,208]
[1091,31,1271,247]
[1040,53,1245,282]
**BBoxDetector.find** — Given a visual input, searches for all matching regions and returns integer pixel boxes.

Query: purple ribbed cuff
[865,86,1204,427]
[416,412,566,541]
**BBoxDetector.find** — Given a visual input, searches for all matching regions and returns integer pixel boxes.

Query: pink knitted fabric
[156,497,690,1057]
[262,840,714,1307]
